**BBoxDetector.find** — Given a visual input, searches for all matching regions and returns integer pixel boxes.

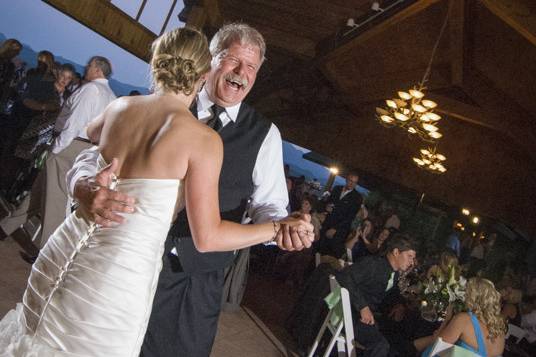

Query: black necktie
[207,104,224,132]
[189,98,198,117]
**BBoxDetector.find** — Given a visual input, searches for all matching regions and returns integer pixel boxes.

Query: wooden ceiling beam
[480,0,536,47]
[42,0,156,62]
[321,0,443,64]
[222,0,328,41]
[186,5,207,30]
[202,0,223,28]
[449,0,466,86]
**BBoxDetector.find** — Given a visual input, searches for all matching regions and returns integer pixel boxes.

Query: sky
[0,0,185,88]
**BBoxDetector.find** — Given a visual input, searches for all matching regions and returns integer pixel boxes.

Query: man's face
[345,175,359,190]
[205,42,261,107]
[9,45,21,59]
[56,70,73,90]
[393,249,416,272]
[84,60,101,81]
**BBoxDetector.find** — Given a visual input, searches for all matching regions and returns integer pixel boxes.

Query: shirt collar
[197,87,241,122]
[92,78,108,84]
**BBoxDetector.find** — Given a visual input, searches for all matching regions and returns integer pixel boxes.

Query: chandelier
[375,1,452,173]
[412,147,446,174]
[376,89,442,142]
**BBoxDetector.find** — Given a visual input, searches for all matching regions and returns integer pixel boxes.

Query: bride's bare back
[91,94,221,181]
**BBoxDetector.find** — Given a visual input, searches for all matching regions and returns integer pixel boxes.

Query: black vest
[169,102,272,273]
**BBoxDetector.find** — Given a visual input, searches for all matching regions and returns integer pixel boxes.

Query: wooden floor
[0,235,286,357]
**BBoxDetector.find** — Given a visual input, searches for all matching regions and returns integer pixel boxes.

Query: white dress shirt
[53,78,116,154]
[67,88,288,223]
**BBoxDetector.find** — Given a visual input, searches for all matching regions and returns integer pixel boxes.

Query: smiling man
[67,24,293,357]
[335,234,417,357]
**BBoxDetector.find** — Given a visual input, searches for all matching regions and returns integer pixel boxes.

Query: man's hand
[73,158,135,227]
[360,306,375,325]
[275,213,314,251]
[325,228,337,239]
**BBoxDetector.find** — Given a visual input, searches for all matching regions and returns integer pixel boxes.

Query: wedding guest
[416,277,506,357]
[336,234,417,357]
[316,173,362,257]
[0,50,58,190]
[0,39,22,114]
[36,56,115,247]
[5,64,75,205]
[345,217,376,261]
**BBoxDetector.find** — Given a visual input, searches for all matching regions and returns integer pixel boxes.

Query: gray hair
[209,23,266,64]
[89,56,112,78]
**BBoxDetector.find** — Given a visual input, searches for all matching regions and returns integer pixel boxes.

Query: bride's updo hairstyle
[151,27,211,95]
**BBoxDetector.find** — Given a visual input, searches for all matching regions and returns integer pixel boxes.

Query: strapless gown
[0,155,184,356]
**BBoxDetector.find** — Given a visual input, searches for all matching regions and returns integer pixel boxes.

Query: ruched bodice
[0,155,184,356]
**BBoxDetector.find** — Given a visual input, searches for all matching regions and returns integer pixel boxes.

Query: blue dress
[422,311,487,356]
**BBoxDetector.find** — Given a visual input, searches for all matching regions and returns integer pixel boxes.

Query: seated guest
[364,226,393,255]
[500,286,523,327]
[416,277,506,357]
[335,234,417,357]
[345,217,376,261]
[426,250,460,280]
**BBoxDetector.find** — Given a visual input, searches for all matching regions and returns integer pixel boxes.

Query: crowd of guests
[279,171,536,356]
[2,36,536,357]
[0,38,117,261]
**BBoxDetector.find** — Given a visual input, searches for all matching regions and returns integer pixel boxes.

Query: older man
[38,56,115,247]
[66,24,304,356]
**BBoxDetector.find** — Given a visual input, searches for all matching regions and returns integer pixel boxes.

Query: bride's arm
[185,131,313,252]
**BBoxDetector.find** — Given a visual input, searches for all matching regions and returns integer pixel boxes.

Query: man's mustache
[224,73,249,89]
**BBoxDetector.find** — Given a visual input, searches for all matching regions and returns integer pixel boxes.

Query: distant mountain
[1,33,149,96]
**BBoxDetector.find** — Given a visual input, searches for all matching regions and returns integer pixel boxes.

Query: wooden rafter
[320,0,442,63]
[480,0,536,47]
[42,0,155,62]
[449,0,465,85]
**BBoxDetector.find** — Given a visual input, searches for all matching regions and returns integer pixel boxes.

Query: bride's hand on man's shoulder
[274,213,314,251]
[74,158,136,227]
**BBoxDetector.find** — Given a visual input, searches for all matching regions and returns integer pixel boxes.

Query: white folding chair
[506,323,528,344]
[307,275,357,357]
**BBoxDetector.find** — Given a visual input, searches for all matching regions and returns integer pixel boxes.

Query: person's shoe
[19,251,37,264]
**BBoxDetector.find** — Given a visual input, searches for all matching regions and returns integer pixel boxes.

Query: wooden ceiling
[43,0,536,236]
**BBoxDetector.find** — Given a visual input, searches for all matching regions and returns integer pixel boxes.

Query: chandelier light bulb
[426,112,441,121]
[428,131,442,139]
[409,89,425,99]
[386,99,397,109]
[381,115,394,123]
[411,104,427,113]
[394,112,409,121]
[422,123,439,132]
[421,99,437,108]
[398,91,412,100]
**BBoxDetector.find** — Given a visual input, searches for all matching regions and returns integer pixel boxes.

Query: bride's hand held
[275,213,314,251]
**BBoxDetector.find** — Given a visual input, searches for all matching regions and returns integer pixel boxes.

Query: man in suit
[66,24,311,357]
[318,173,363,257]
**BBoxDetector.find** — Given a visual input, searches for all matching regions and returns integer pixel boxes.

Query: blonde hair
[465,278,506,340]
[151,27,211,95]
[440,251,460,278]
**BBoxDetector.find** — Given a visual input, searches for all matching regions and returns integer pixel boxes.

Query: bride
[0,27,313,356]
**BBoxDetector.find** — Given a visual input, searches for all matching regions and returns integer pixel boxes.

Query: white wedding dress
[0,155,184,356]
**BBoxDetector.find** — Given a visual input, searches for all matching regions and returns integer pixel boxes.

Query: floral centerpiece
[420,264,466,321]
